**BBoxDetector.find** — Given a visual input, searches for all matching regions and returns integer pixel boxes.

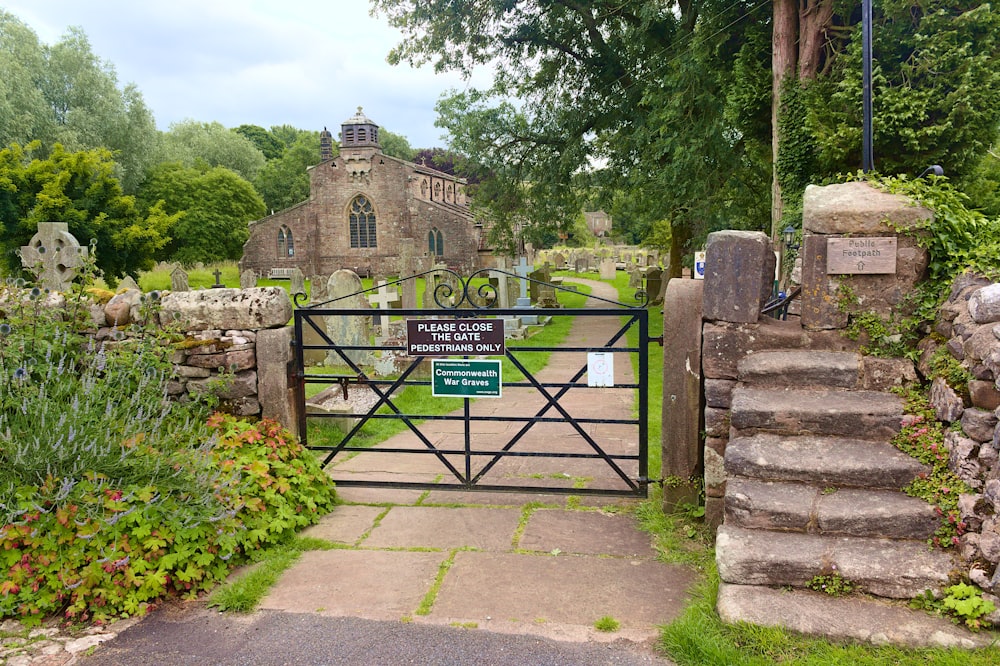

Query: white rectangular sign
[587,352,614,387]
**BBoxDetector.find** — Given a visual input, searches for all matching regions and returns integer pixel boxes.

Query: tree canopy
[375,0,1000,272]
[0,142,172,279]
[154,120,266,183]
[253,129,322,213]
[0,11,158,194]
[138,162,265,265]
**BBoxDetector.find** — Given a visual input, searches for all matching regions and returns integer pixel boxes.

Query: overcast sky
[3,0,490,148]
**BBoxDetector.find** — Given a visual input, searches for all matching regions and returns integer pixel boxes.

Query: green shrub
[0,282,335,625]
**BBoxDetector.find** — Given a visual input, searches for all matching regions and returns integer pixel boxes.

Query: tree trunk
[771,0,798,241]
[667,220,690,279]
[799,0,836,80]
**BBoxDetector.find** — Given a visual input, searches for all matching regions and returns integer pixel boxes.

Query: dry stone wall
[926,273,1000,593]
[10,286,296,427]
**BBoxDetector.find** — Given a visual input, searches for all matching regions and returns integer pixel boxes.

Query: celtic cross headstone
[19,222,88,292]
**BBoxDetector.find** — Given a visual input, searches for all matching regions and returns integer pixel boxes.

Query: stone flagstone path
[257,278,692,651]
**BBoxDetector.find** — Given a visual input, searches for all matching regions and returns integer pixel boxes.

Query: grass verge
[660,565,1000,665]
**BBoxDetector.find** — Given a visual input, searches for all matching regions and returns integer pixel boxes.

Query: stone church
[240,108,487,279]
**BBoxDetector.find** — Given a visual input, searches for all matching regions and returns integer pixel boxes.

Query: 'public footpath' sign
[432,359,502,398]
[826,237,897,275]
[407,319,504,356]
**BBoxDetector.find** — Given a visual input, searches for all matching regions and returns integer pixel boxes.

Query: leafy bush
[0,282,335,625]
[911,583,996,632]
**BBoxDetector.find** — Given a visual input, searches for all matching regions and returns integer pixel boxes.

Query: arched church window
[434,181,442,199]
[446,184,454,202]
[428,228,444,256]
[421,179,428,198]
[349,196,377,248]
[277,225,295,257]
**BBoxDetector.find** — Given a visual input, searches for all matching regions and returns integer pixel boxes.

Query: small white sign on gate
[587,352,614,387]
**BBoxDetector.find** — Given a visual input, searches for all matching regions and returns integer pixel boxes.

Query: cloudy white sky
[3,0,490,148]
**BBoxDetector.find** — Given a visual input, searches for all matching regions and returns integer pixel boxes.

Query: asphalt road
[78,605,671,666]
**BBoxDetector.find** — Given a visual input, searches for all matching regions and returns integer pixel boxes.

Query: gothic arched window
[277,225,294,257]
[428,227,444,256]
[349,196,377,248]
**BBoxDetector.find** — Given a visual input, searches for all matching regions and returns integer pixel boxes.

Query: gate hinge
[649,336,664,347]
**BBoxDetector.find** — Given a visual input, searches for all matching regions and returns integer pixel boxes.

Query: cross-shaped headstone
[514,256,532,300]
[19,222,88,292]
[211,268,224,288]
[367,280,399,327]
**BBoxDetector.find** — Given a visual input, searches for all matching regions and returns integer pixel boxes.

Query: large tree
[138,162,265,265]
[0,11,158,194]
[376,0,768,274]
[253,130,322,213]
[376,0,1000,269]
[153,120,266,183]
[0,142,172,279]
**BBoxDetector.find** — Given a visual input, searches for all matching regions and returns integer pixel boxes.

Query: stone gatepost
[799,182,931,330]
[661,278,704,510]
[703,231,775,323]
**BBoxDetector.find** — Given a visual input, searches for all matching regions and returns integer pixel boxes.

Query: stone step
[730,387,903,438]
[716,525,954,599]
[725,433,927,489]
[737,351,861,389]
[716,582,990,649]
[725,478,939,540]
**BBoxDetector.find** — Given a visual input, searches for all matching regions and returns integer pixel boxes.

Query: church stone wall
[241,125,481,280]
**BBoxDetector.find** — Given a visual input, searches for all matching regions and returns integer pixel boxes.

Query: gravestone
[290,268,306,299]
[367,280,399,328]
[19,222,89,292]
[552,252,566,269]
[396,252,418,310]
[528,268,547,303]
[574,257,588,273]
[119,275,140,292]
[599,259,616,280]
[646,267,664,305]
[423,266,458,308]
[325,269,372,366]
[488,268,513,308]
[627,267,643,290]
[170,266,189,292]
[310,275,328,304]
[239,269,257,289]
[536,281,559,308]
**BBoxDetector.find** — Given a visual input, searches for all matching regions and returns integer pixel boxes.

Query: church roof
[342,106,378,128]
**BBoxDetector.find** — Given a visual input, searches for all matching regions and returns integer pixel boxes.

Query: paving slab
[519,509,657,558]
[298,505,386,544]
[362,506,522,551]
[260,550,445,620]
[429,551,691,642]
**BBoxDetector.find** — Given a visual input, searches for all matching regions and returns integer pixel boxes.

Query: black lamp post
[862,0,874,172]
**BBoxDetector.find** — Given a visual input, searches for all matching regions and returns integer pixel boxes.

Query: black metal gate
[292,269,651,497]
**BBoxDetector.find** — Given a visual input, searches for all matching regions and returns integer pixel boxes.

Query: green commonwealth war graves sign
[407,319,504,398]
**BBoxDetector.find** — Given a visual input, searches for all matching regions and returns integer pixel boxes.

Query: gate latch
[649,335,664,347]
[337,375,370,400]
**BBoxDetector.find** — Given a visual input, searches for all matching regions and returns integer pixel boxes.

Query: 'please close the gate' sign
[406,319,504,356]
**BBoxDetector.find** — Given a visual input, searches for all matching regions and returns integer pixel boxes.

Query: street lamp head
[782,225,797,247]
